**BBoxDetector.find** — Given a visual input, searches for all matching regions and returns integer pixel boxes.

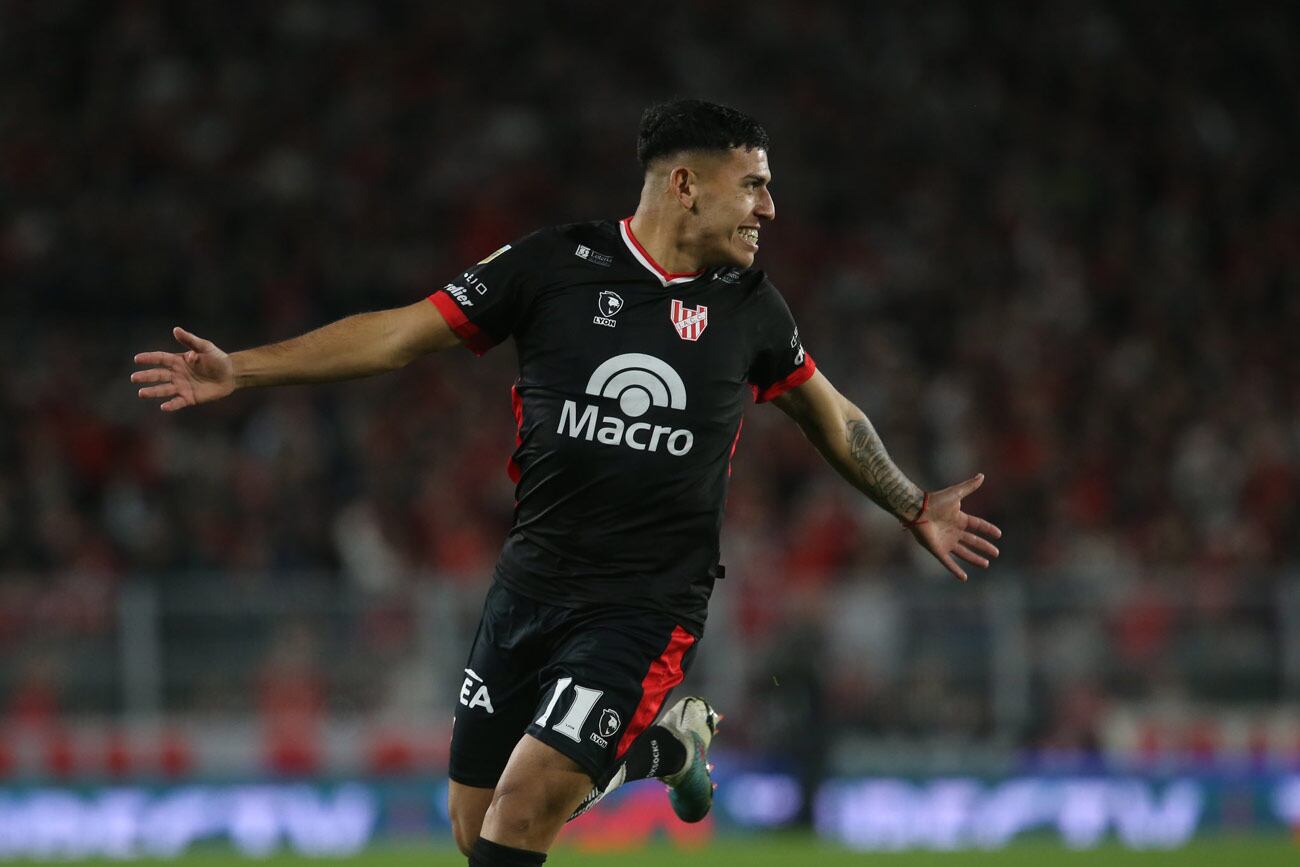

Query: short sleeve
[747,280,816,402]
[427,230,552,355]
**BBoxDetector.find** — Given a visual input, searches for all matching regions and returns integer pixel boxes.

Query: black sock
[468,837,546,866]
[620,724,687,781]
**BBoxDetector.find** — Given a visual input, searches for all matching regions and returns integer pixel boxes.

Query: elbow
[385,347,417,372]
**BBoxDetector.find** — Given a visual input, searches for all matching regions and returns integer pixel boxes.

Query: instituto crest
[670,299,708,341]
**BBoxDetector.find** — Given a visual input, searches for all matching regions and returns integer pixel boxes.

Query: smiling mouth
[738,227,759,246]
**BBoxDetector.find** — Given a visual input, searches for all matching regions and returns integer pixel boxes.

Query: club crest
[670,299,708,341]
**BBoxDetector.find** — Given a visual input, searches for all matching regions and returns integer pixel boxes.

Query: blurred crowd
[2,1,1297,754]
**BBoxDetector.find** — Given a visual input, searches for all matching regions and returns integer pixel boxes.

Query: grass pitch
[11,835,1298,866]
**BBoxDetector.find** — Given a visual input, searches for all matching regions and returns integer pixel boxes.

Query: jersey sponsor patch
[670,299,708,341]
[593,290,623,328]
[444,283,475,307]
[574,244,613,267]
[586,352,687,416]
[557,352,694,455]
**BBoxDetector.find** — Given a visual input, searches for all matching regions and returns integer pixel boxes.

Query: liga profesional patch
[477,244,512,265]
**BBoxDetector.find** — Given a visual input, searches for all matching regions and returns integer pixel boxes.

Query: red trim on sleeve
[507,384,524,483]
[427,292,495,356]
[754,353,817,403]
[614,626,696,759]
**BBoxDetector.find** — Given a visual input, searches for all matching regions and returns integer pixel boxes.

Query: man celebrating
[133,99,1001,865]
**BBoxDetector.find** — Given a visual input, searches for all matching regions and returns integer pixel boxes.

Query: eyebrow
[743,174,771,185]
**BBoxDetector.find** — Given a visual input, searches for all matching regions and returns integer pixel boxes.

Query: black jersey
[428,219,815,632]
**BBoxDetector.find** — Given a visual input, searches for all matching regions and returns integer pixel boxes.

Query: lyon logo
[671,299,708,341]
[598,291,624,318]
[599,709,622,738]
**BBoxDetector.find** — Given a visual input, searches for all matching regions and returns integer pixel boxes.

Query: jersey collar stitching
[619,218,704,287]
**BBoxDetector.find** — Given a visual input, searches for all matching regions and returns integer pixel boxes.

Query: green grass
[9,835,1299,866]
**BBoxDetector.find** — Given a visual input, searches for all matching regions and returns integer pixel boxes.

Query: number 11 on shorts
[536,677,604,743]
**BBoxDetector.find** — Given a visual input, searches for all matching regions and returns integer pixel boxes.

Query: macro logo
[557,353,694,455]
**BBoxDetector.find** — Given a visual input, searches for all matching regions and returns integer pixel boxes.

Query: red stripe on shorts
[615,626,696,758]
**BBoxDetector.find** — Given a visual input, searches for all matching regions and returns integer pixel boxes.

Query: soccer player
[133,99,1001,866]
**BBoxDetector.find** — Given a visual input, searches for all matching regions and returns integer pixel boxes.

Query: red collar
[619,218,704,286]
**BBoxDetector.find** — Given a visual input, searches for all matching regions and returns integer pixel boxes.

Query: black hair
[636,98,769,169]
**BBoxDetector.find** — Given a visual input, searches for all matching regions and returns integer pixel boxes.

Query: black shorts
[449,582,699,788]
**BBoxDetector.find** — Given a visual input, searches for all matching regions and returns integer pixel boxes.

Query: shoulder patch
[574,244,614,267]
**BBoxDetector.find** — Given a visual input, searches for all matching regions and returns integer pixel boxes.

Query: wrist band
[901,492,930,529]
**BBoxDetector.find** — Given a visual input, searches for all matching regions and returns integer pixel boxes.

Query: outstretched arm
[132,299,461,411]
[772,370,1002,581]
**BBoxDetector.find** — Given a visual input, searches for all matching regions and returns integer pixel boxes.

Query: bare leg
[448,781,495,857]
[479,734,594,853]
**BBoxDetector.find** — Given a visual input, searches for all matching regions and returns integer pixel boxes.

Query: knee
[484,781,571,840]
[451,819,477,859]
[483,788,538,841]
[449,793,490,857]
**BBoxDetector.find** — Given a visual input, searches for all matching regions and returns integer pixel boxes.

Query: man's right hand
[132,326,236,412]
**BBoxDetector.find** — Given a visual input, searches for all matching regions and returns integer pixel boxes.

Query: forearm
[803,399,926,522]
[232,310,421,389]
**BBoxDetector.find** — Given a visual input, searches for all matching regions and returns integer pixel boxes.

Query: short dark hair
[636,98,769,169]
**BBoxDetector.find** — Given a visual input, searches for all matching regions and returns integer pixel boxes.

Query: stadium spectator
[1,2,1295,756]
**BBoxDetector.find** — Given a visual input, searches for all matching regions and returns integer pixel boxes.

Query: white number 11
[535,677,604,743]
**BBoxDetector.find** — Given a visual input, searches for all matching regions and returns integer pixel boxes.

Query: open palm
[909,473,1002,582]
[131,327,235,412]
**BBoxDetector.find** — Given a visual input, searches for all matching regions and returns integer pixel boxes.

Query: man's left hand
[907,473,1002,582]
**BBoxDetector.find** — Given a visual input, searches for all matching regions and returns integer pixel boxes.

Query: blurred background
[2,0,1298,858]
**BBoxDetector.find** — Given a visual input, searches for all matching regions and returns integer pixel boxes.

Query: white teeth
[738,228,759,244]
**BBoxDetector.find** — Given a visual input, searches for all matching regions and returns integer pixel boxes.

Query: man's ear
[669,165,698,211]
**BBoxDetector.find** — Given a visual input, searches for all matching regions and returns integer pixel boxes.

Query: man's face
[689,147,775,269]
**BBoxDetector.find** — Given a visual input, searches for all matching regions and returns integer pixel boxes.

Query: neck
[627,208,703,276]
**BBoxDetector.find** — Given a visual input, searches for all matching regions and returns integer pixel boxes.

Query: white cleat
[657,696,721,822]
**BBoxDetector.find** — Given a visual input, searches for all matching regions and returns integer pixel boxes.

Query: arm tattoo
[844,418,924,520]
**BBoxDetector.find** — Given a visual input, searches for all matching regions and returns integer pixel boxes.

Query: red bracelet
[901,492,930,529]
